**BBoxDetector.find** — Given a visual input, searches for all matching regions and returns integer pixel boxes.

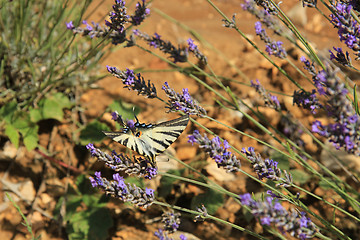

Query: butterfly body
[103,115,189,166]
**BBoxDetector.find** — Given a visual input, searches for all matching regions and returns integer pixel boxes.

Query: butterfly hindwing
[103,115,189,166]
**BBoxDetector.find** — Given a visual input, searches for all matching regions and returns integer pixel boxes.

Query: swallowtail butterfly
[103,115,189,167]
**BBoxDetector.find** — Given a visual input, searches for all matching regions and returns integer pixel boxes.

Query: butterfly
[103,114,189,167]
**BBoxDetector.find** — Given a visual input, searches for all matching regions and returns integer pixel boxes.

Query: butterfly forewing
[102,115,189,165]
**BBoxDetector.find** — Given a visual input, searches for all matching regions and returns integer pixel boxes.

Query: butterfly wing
[141,115,190,156]
[103,115,189,166]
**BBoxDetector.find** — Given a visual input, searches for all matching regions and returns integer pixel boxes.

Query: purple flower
[187,130,241,172]
[329,47,351,66]
[161,211,181,233]
[241,0,283,35]
[105,0,129,33]
[65,21,74,29]
[300,56,317,76]
[86,143,157,179]
[90,171,155,208]
[293,89,322,114]
[222,14,236,29]
[187,38,207,64]
[133,30,188,63]
[107,66,157,98]
[253,0,279,15]
[309,65,360,155]
[301,0,317,7]
[251,79,281,110]
[130,0,150,26]
[266,190,282,199]
[239,193,318,239]
[330,3,360,59]
[254,22,286,58]
[162,82,206,116]
[241,147,292,187]
[66,20,126,45]
[154,228,172,240]
[194,205,208,222]
[179,235,187,240]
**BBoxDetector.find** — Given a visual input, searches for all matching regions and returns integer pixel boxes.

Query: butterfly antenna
[133,108,140,123]
[118,115,126,127]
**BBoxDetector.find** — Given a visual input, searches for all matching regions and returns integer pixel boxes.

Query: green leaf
[158,169,184,198]
[87,208,113,240]
[22,125,39,151]
[66,207,112,240]
[10,111,39,150]
[271,152,290,171]
[109,99,140,120]
[5,124,20,148]
[79,120,109,145]
[291,169,311,184]
[191,188,224,215]
[0,100,17,123]
[12,111,32,129]
[42,98,64,121]
[34,93,73,121]
[29,108,43,122]
[52,92,72,109]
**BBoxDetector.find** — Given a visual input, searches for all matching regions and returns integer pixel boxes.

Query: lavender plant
[11,0,360,239]
[0,0,107,151]
[82,0,360,238]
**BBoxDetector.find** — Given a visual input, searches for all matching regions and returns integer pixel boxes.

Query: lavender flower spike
[329,47,351,66]
[255,22,287,59]
[90,171,155,208]
[194,205,208,222]
[241,147,292,187]
[161,211,181,233]
[311,65,360,155]
[188,130,241,172]
[301,0,317,8]
[241,0,283,35]
[251,79,281,110]
[254,0,279,15]
[239,193,318,239]
[66,20,126,45]
[133,30,188,63]
[330,3,360,59]
[105,0,129,33]
[293,89,322,114]
[162,82,206,116]
[86,143,157,179]
[154,228,172,240]
[187,38,207,64]
[107,66,157,98]
[130,0,150,26]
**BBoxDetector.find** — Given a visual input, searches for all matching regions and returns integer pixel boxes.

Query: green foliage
[29,92,73,122]
[158,169,185,198]
[291,169,311,185]
[79,120,109,145]
[109,99,141,121]
[0,92,73,150]
[0,0,106,149]
[54,174,113,240]
[191,188,224,215]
